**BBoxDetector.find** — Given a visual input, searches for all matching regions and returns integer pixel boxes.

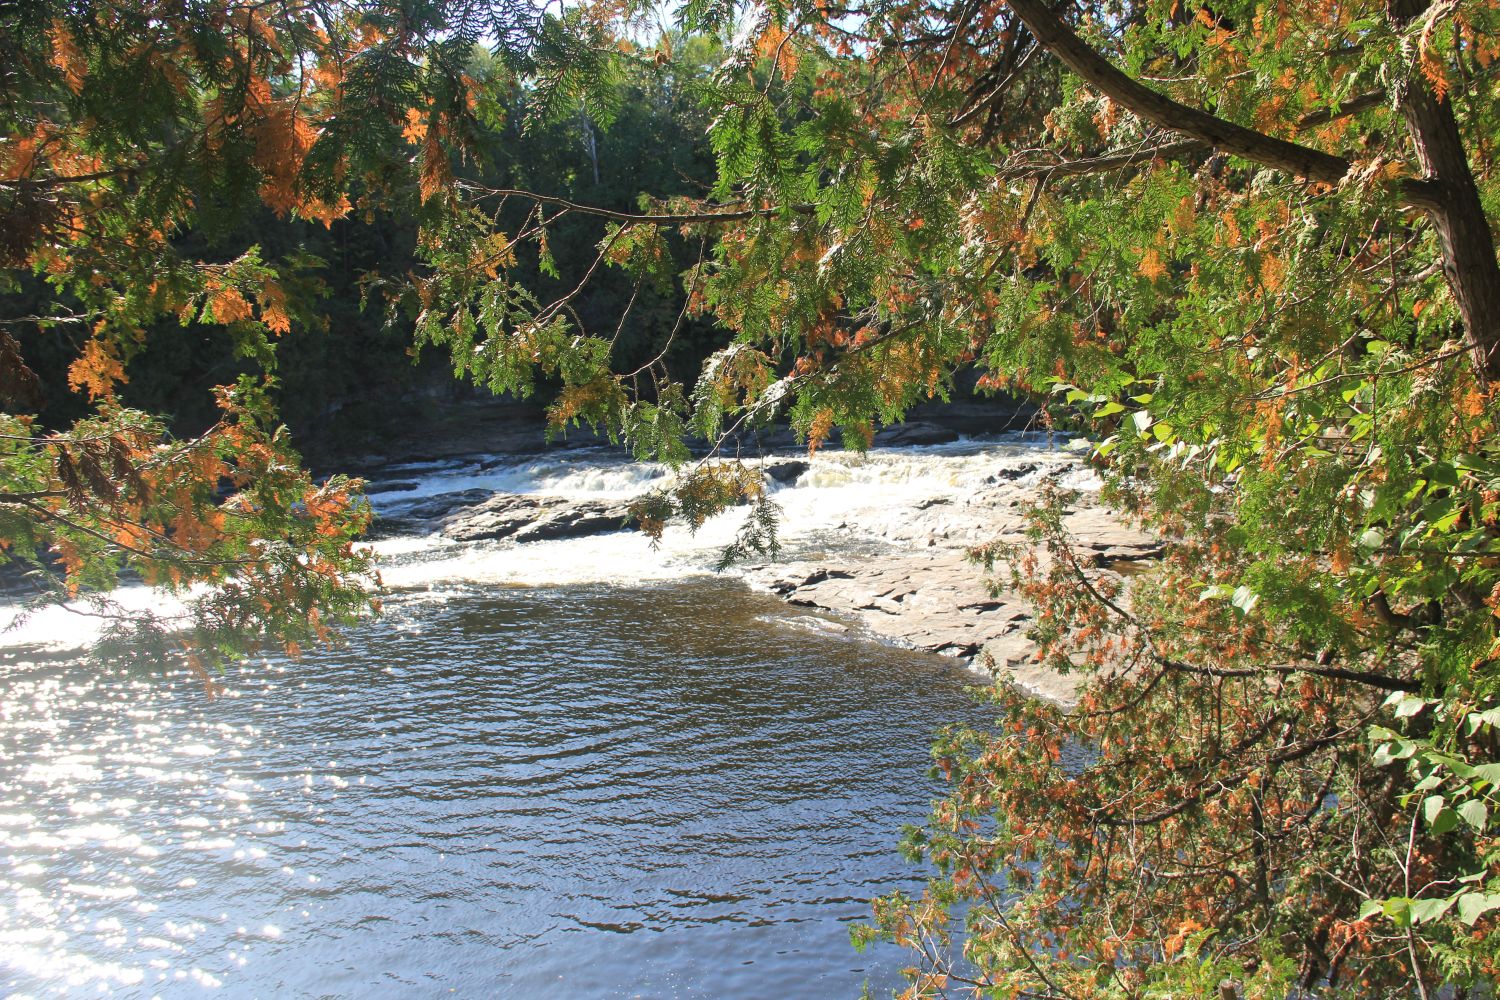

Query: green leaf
[1393,696,1430,719]
[1427,802,1459,836]
[1473,763,1500,786]
[1458,799,1489,831]
[1468,708,1500,736]
[1373,738,1417,766]
[1095,400,1125,418]
[1409,897,1455,924]
[1424,794,1447,825]
[1382,896,1413,927]
[1458,892,1500,926]
[1425,462,1460,487]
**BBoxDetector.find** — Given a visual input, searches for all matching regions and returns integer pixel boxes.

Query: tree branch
[458,183,816,225]
[996,138,1206,180]
[1156,653,1422,694]
[1096,723,1352,827]
[989,90,1388,181]
[1001,0,1445,210]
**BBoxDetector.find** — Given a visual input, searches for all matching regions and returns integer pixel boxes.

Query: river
[0,439,1069,998]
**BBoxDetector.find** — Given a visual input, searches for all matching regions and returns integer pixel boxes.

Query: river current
[0,438,1077,998]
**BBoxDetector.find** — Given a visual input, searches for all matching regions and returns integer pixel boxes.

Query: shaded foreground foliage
[4,0,1500,995]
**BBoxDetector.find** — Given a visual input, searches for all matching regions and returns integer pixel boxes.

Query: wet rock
[397,489,495,522]
[510,500,634,543]
[434,493,637,544]
[442,494,556,542]
[992,461,1041,481]
[366,480,421,495]
[370,488,496,536]
[764,460,810,485]
[873,421,960,447]
[741,457,1156,709]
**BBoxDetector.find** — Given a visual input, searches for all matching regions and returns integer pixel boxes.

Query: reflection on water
[1,578,995,998]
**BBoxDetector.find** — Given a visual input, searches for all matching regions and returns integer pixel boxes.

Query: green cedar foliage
[5,0,1500,994]
[418,1,1500,994]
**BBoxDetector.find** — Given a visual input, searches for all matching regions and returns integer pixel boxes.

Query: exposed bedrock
[367,446,1154,707]
[742,473,1158,707]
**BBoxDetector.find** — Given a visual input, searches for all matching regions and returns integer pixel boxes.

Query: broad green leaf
[1458,892,1500,926]
[1393,696,1430,719]
[1409,897,1455,924]
[1473,763,1500,786]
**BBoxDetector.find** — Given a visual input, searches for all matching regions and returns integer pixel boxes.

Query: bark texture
[1389,0,1500,381]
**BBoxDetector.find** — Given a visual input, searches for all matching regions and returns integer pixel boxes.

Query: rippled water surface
[2,578,995,998]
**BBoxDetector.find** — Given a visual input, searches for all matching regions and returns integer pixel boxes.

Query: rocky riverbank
[738,472,1157,706]
[367,432,1154,708]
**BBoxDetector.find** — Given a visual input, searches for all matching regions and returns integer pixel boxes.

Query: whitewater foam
[0,434,1091,652]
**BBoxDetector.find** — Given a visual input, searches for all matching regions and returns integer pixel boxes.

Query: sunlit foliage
[4,0,1500,992]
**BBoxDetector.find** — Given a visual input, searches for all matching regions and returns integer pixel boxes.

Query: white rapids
[0,433,1098,651]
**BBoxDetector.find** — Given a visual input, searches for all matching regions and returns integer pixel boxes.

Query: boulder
[370,488,496,536]
[510,500,634,543]
[442,493,557,542]
[395,488,495,522]
[990,461,1041,481]
[764,460,810,485]
[873,421,960,447]
[366,480,421,495]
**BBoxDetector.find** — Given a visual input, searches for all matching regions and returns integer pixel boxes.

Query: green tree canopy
[4,0,1500,993]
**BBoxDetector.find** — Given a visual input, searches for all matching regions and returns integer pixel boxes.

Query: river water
[0,439,1073,998]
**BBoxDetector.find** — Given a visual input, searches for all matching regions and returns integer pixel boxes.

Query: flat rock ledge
[370,452,1155,708]
[742,471,1158,708]
[375,490,636,544]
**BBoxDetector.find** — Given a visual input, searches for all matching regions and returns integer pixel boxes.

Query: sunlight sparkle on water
[0,439,1066,997]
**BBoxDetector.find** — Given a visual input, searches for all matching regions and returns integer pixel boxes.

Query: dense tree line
[6,40,722,458]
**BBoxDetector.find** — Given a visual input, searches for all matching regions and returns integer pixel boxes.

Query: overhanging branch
[459,183,816,225]
[1001,0,1445,210]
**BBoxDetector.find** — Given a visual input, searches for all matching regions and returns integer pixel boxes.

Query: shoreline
[736,464,1157,708]
[369,437,1156,709]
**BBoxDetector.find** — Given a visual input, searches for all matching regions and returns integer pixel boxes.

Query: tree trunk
[1389,0,1500,383]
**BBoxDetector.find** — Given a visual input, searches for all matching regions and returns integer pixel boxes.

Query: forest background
[4,38,725,465]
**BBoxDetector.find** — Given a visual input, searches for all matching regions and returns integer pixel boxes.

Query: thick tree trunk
[1389,0,1500,382]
